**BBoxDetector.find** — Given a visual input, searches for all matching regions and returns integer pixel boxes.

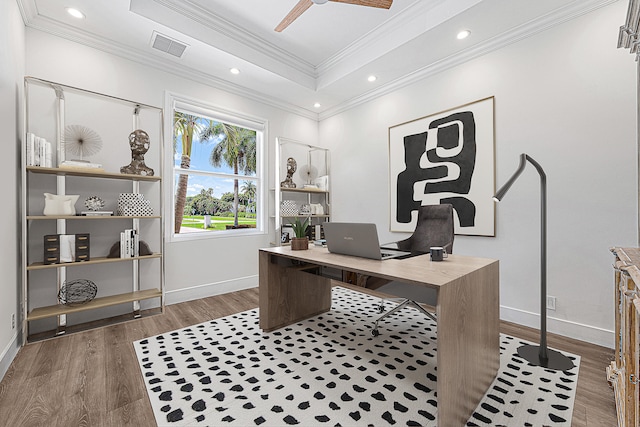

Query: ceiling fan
[275,0,393,32]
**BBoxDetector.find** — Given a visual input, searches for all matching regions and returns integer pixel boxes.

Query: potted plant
[290,217,309,250]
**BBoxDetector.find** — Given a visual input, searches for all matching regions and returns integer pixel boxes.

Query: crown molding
[130,0,318,89]
[319,0,618,120]
[316,0,482,89]
[18,0,616,123]
[16,0,37,25]
[148,0,317,74]
[23,14,320,121]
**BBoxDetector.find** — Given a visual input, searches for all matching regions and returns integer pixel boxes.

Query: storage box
[43,233,90,264]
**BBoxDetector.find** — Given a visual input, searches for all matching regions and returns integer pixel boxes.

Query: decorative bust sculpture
[280,157,297,188]
[120,129,154,176]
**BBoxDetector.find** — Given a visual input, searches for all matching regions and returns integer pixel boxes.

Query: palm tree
[240,180,257,214]
[173,112,205,233]
[201,122,256,227]
[241,180,257,204]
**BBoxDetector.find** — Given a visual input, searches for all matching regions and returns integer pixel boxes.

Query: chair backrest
[397,204,454,254]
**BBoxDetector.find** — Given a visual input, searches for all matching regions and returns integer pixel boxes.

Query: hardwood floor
[0,286,617,426]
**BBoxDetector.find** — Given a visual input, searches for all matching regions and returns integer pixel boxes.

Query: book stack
[59,159,104,171]
[119,229,139,258]
[81,211,113,216]
[26,133,53,167]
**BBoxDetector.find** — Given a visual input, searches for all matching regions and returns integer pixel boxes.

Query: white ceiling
[18,0,616,119]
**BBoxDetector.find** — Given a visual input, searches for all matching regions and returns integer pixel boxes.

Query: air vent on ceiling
[150,31,188,58]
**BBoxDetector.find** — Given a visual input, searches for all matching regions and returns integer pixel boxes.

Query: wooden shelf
[27,253,162,271]
[281,214,330,218]
[279,187,328,194]
[27,215,161,220]
[27,288,162,321]
[27,166,161,182]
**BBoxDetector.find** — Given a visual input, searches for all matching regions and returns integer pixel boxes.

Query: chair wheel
[371,329,380,337]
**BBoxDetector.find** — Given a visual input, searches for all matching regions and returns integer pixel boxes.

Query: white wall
[320,1,637,348]
[11,0,635,360]
[23,29,318,314]
[0,0,25,379]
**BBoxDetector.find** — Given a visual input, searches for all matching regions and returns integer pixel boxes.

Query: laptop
[322,222,411,260]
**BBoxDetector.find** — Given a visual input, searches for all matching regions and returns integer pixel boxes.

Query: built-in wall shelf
[27,288,162,321]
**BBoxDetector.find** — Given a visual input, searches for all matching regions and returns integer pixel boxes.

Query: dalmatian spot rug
[134,286,579,426]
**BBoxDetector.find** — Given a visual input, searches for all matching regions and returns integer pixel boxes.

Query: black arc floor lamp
[493,153,574,371]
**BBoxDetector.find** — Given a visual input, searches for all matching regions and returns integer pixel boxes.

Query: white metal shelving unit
[273,137,330,246]
[22,77,165,342]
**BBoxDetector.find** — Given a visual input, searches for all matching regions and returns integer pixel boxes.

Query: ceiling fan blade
[329,0,392,9]
[275,0,314,32]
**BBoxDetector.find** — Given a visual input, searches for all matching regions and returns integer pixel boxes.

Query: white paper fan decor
[64,125,103,160]
[298,164,318,184]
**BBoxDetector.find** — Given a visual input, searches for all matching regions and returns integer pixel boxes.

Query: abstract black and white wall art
[389,97,495,236]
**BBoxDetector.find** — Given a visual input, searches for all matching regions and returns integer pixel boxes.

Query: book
[59,160,103,169]
[26,133,34,166]
[120,231,126,258]
[81,211,113,216]
[26,134,53,167]
[44,140,52,167]
[120,229,139,258]
[314,239,327,247]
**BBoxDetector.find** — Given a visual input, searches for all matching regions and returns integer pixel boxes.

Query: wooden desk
[259,245,500,426]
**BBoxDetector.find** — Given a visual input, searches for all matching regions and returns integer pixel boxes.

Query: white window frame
[164,92,267,242]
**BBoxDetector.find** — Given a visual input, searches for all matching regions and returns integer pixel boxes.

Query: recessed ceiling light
[367,75,377,82]
[457,30,471,40]
[66,8,85,19]
[230,68,240,75]
[314,102,321,108]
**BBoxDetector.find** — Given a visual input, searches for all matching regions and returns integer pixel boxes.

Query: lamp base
[517,344,575,371]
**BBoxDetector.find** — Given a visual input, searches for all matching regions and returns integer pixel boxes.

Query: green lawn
[181,215,256,231]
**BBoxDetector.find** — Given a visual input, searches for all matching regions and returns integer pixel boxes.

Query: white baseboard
[165,275,258,305]
[165,279,615,349]
[0,332,20,383]
[500,305,614,349]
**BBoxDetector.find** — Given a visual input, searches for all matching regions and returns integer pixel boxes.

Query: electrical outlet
[11,313,15,330]
[546,296,557,311]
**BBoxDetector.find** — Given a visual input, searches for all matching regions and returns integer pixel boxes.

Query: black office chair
[371,204,454,336]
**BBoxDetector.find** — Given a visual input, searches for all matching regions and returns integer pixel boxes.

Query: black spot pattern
[466,336,579,426]
[133,286,579,426]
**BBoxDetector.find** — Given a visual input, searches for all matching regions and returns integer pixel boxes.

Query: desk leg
[436,261,500,426]
[259,251,332,332]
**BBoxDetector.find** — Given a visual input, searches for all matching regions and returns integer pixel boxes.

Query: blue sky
[174,134,255,198]
[173,113,259,198]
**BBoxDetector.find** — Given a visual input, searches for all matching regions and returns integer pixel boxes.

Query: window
[166,94,266,241]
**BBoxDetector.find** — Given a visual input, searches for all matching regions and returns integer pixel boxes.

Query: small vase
[290,237,309,250]
[43,193,79,216]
